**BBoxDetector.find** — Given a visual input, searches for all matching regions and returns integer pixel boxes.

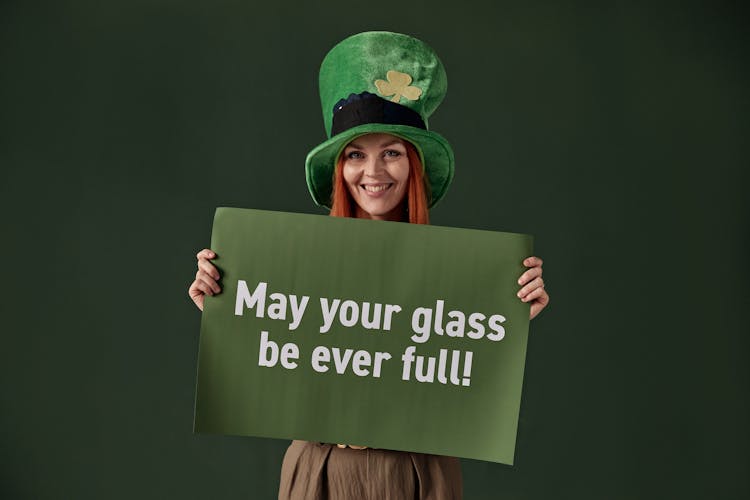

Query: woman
[189,32,548,499]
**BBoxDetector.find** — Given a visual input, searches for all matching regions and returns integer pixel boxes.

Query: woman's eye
[347,151,364,160]
[384,150,402,157]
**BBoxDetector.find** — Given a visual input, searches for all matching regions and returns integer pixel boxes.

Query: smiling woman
[330,133,430,223]
[188,31,549,500]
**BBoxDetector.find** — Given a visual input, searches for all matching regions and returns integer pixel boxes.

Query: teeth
[364,184,390,192]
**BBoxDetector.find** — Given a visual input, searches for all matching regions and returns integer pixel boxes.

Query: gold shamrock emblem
[374,70,423,103]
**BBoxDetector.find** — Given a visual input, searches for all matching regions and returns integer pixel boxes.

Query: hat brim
[305,124,454,209]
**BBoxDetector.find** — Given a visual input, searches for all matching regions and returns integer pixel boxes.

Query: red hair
[329,141,430,224]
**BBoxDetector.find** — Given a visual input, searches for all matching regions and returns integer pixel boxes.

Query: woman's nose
[363,157,385,176]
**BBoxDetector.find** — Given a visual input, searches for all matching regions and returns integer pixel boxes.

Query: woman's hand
[188,249,222,311]
[517,256,549,320]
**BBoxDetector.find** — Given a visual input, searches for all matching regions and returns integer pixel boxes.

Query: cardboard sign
[194,207,533,464]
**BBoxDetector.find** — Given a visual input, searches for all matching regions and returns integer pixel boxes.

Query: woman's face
[342,133,410,221]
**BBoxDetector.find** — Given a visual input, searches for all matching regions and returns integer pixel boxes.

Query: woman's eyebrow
[345,140,404,150]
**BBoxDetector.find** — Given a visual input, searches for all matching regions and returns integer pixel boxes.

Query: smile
[361,183,393,193]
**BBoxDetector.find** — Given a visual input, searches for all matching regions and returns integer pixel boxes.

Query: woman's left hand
[517,256,549,320]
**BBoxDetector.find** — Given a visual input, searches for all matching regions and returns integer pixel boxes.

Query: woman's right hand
[188,249,222,311]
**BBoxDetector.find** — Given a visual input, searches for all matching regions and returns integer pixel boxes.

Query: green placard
[194,207,533,464]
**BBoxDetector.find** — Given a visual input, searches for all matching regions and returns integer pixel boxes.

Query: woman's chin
[356,201,405,221]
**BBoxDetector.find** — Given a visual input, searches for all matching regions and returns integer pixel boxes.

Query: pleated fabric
[278,440,462,499]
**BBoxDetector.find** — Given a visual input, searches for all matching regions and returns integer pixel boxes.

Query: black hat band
[330,92,426,136]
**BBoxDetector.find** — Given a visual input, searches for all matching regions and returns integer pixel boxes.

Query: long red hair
[329,141,430,224]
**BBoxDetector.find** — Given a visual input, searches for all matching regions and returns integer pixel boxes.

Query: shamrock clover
[374,70,423,103]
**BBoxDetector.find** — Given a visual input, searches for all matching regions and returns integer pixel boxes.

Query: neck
[354,203,407,222]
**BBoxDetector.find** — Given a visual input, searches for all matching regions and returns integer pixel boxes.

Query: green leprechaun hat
[305,31,454,208]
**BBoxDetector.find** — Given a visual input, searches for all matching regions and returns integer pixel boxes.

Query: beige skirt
[278,440,462,499]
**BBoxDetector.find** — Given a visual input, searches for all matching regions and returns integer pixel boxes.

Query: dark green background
[1,1,747,498]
